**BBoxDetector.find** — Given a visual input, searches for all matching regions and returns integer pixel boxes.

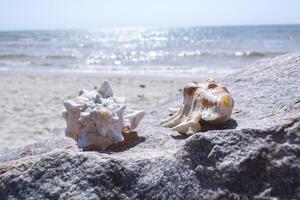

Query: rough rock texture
[0,54,300,200]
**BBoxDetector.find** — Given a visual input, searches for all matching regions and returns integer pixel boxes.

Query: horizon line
[0,23,299,32]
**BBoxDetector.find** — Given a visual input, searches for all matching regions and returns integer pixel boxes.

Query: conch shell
[161,79,234,135]
[62,81,145,150]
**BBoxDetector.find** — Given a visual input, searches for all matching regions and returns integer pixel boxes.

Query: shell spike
[116,105,126,118]
[168,107,180,114]
[125,110,145,130]
[161,107,182,124]
[98,81,113,98]
[114,131,124,143]
[162,111,185,128]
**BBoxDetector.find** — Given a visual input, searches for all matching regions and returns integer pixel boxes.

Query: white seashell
[63,81,145,150]
[161,79,234,135]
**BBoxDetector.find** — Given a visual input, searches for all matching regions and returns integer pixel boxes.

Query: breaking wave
[234,51,282,57]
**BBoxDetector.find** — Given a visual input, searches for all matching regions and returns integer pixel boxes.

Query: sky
[0,0,299,30]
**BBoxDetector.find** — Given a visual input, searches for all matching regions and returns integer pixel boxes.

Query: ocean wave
[0,53,33,59]
[85,50,284,66]
[177,50,202,57]
[75,64,239,77]
[234,51,282,57]
[0,51,275,64]
[0,49,286,71]
[44,55,78,60]
[0,61,239,78]
[0,53,78,61]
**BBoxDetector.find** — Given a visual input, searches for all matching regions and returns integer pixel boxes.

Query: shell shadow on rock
[170,118,238,140]
[83,131,146,152]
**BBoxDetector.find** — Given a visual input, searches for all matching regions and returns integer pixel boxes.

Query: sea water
[0,25,299,76]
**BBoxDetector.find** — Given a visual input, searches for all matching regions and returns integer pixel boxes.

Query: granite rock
[0,54,299,200]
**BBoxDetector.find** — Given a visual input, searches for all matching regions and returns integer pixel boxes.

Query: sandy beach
[0,71,207,150]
